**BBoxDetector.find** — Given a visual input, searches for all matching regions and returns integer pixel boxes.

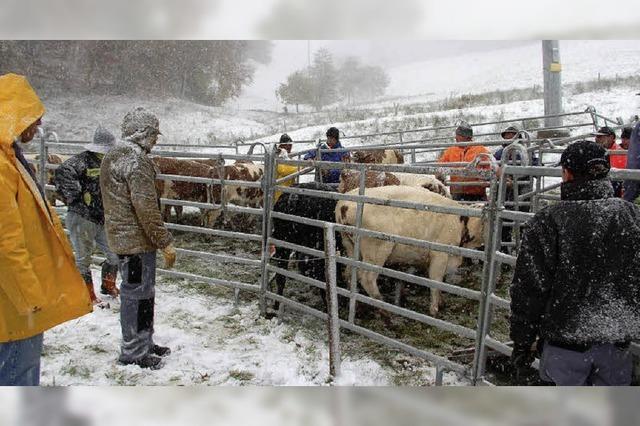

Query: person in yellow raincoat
[274,133,299,202]
[0,74,92,386]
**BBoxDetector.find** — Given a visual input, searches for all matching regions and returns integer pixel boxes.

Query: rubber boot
[82,272,103,305]
[100,262,120,298]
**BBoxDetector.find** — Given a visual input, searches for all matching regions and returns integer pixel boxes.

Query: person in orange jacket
[438,122,491,201]
[0,73,92,386]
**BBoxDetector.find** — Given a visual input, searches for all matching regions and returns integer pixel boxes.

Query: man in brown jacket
[100,107,176,370]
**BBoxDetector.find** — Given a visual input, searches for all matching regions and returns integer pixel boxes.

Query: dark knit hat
[326,127,340,139]
[559,139,610,180]
[279,133,292,143]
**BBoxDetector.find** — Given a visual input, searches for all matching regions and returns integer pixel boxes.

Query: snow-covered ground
[39,267,464,386]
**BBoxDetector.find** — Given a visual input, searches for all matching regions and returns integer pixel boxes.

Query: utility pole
[542,40,563,128]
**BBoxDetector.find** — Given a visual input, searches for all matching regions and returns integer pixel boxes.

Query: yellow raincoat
[275,164,299,202]
[0,73,91,343]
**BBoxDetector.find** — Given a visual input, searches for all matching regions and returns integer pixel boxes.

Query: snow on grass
[386,40,640,99]
[250,85,639,159]
[40,95,281,145]
[39,268,462,386]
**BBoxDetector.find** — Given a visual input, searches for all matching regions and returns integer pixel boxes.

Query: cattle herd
[34,147,486,318]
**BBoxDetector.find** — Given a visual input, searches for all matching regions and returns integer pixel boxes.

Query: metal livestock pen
[28,108,638,385]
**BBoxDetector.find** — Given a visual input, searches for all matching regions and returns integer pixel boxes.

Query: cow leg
[358,239,393,300]
[203,209,221,228]
[271,248,292,315]
[339,231,355,284]
[394,282,407,307]
[162,205,172,223]
[428,252,450,317]
[175,205,183,223]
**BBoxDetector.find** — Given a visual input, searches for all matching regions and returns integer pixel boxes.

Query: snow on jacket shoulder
[54,150,105,224]
[510,178,640,350]
[100,141,173,254]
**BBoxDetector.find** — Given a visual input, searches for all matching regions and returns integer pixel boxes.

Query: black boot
[151,344,171,357]
[119,354,163,370]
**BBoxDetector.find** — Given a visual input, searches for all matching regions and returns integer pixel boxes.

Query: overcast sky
[1,0,639,38]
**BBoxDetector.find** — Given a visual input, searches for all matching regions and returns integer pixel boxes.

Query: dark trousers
[540,342,632,386]
[118,252,157,362]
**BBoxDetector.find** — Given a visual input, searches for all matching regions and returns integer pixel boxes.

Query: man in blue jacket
[303,127,350,184]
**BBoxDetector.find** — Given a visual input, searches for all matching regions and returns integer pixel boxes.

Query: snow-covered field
[386,40,640,99]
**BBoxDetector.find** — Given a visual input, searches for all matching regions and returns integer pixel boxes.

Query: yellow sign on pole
[549,62,562,72]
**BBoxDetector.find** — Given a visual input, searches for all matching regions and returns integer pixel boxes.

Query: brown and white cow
[153,157,265,227]
[337,169,400,194]
[222,161,264,211]
[152,156,221,226]
[338,169,450,198]
[352,149,404,164]
[25,153,67,205]
[335,185,484,316]
[192,157,226,168]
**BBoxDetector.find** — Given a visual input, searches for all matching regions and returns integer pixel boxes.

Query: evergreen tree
[309,48,337,111]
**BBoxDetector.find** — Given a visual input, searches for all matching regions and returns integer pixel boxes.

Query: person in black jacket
[54,126,120,305]
[509,139,640,386]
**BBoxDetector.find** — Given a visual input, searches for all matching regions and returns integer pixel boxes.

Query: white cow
[335,185,484,316]
[338,169,450,198]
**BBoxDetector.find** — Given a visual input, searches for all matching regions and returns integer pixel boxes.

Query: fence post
[435,365,445,386]
[471,170,502,384]
[324,223,342,381]
[259,147,277,316]
[587,106,599,131]
[315,139,323,183]
[347,164,367,324]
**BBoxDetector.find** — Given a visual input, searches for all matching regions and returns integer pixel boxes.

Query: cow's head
[338,169,357,193]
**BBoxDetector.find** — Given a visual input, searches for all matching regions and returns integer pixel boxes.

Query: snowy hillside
[40,95,282,144]
[386,40,640,99]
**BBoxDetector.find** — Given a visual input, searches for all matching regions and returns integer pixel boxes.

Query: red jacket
[609,143,627,169]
